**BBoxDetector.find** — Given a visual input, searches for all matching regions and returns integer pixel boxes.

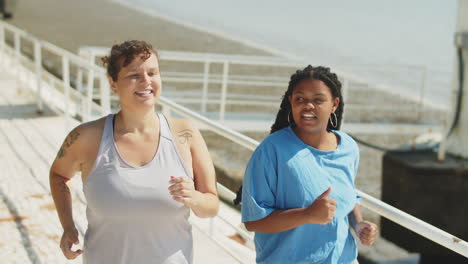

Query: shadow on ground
[0,104,59,119]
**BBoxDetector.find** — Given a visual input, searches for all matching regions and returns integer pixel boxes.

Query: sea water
[117,0,457,109]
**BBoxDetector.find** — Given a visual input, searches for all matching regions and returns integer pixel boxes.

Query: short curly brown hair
[102,40,159,81]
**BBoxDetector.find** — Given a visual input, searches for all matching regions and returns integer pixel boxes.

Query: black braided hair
[233,65,344,205]
[271,65,344,133]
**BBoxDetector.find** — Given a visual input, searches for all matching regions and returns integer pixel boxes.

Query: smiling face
[109,53,161,111]
[288,79,339,135]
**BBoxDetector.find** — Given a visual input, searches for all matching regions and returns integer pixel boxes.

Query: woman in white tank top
[49,40,219,263]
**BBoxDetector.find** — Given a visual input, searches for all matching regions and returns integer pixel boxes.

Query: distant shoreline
[113,0,454,110]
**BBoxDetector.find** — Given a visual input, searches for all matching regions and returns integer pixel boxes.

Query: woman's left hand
[168,176,199,207]
[355,221,378,246]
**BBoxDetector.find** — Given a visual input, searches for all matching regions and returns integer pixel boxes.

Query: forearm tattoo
[56,130,80,159]
[177,129,193,144]
[52,173,70,194]
[58,179,70,194]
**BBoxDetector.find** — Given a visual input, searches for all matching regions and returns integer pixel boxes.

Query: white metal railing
[78,46,447,127]
[2,21,467,259]
[0,21,109,125]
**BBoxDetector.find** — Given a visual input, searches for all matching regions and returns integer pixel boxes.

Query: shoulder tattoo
[177,129,193,144]
[56,130,80,159]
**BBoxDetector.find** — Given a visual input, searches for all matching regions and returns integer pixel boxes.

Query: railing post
[201,61,211,113]
[219,61,229,121]
[62,56,71,128]
[86,68,94,121]
[13,32,21,86]
[76,68,83,91]
[76,67,84,118]
[14,32,20,63]
[417,66,427,120]
[99,73,111,115]
[34,40,43,114]
[85,51,95,121]
[0,25,5,68]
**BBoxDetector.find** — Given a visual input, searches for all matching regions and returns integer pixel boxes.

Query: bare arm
[50,129,81,229]
[50,172,75,230]
[348,204,378,246]
[244,208,312,233]
[169,122,219,218]
[245,187,336,233]
[348,203,363,230]
[49,128,84,259]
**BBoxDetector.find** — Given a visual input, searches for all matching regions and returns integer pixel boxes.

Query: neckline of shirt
[111,113,162,169]
[286,126,342,155]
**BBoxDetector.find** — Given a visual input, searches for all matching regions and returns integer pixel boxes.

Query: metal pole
[76,67,84,117]
[447,1,468,158]
[219,61,229,121]
[201,61,211,113]
[62,56,70,129]
[34,40,43,114]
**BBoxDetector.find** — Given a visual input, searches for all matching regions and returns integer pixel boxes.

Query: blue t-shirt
[241,126,360,264]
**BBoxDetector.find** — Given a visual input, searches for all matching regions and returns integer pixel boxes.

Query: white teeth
[302,114,315,118]
[135,90,151,94]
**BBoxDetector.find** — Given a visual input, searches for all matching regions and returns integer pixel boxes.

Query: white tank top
[82,113,193,264]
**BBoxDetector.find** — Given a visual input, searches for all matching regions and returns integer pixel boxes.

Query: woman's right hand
[60,227,83,259]
[306,187,337,224]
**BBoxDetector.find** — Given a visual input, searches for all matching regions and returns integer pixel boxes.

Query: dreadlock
[233,65,345,205]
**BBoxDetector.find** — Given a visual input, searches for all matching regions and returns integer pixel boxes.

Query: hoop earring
[330,112,338,128]
[287,111,291,124]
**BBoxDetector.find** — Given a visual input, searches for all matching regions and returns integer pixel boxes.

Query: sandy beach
[9,0,271,55]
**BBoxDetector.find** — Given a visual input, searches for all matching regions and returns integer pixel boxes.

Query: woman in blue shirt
[240,65,378,263]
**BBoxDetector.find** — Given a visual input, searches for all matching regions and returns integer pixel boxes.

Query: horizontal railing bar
[163,71,288,82]
[0,21,105,74]
[162,76,287,87]
[39,42,105,73]
[358,191,468,257]
[155,98,433,110]
[158,96,259,151]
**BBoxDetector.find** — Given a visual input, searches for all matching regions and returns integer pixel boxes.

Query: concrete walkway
[0,71,250,263]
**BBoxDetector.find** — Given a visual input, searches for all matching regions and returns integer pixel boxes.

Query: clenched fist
[60,227,83,259]
[306,187,337,225]
[168,176,198,207]
[355,221,378,246]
